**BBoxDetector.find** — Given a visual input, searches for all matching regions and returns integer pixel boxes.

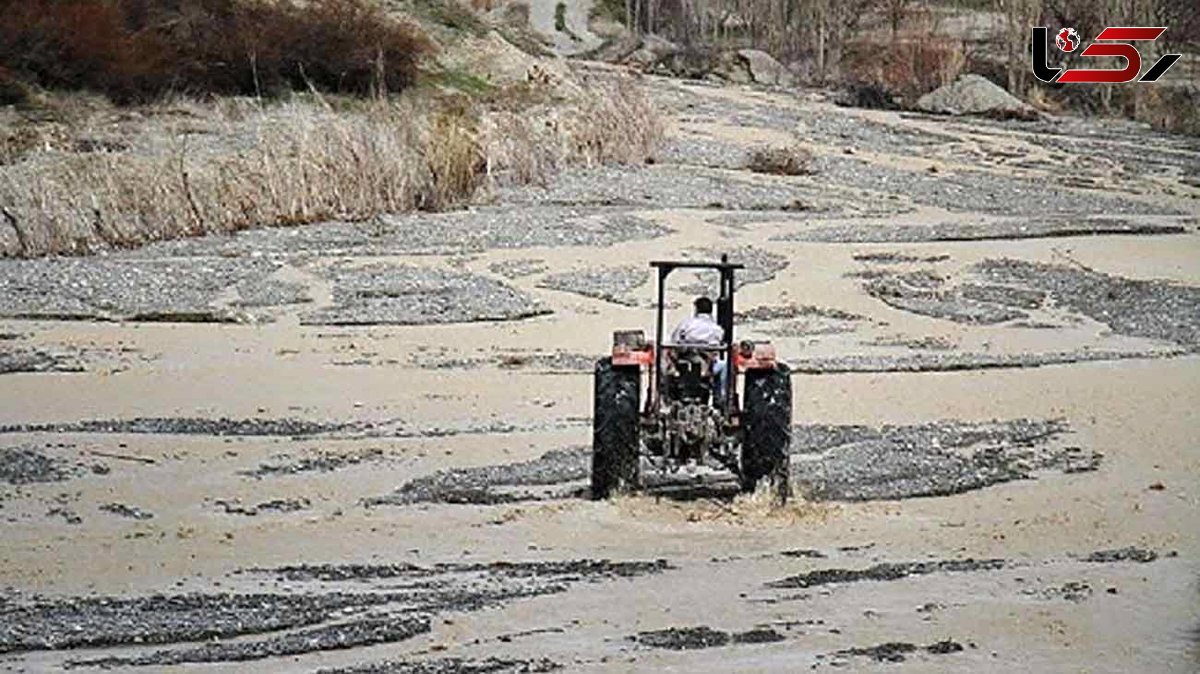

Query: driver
[669,296,728,398]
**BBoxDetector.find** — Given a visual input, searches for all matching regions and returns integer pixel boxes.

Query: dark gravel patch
[213,497,310,516]
[1081,547,1160,564]
[536,266,647,306]
[318,657,562,674]
[0,417,362,437]
[1029,581,1093,602]
[738,303,870,337]
[0,349,84,374]
[0,446,72,484]
[98,502,153,520]
[365,446,590,506]
[0,257,278,321]
[773,216,1187,244]
[405,350,596,373]
[825,640,965,664]
[789,348,1181,374]
[302,263,549,326]
[632,625,785,650]
[6,557,668,662]
[72,616,431,668]
[975,259,1200,349]
[240,448,385,478]
[737,304,867,323]
[852,252,951,264]
[0,592,400,654]
[789,418,1099,501]
[767,558,1006,589]
[253,559,670,584]
[863,271,1028,324]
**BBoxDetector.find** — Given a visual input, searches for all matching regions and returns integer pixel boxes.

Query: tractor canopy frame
[649,255,744,414]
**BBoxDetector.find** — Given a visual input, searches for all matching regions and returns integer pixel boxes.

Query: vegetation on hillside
[0,0,432,104]
[0,0,661,257]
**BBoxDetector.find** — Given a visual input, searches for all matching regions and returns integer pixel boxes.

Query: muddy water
[1,75,1198,673]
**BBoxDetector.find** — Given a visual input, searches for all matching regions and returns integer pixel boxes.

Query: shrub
[843,37,966,106]
[0,0,433,102]
[747,144,815,176]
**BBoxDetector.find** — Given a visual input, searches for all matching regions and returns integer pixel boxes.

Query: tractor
[591,257,793,502]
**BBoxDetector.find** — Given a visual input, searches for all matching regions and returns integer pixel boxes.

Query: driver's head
[693,296,714,315]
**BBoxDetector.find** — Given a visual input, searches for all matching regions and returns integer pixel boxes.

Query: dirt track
[1,72,1199,672]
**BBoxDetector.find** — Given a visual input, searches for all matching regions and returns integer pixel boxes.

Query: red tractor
[591,257,793,502]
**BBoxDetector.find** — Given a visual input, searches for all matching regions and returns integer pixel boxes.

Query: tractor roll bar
[649,256,743,413]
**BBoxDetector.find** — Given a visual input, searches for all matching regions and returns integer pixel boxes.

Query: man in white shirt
[669,297,728,398]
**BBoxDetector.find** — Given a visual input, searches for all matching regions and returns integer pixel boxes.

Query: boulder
[736,49,793,86]
[916,74,1041,120]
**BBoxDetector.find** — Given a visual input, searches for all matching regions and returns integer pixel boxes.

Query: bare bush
[844,37,966,105]
[747,144,815,176]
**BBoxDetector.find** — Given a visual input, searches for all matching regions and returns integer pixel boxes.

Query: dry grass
[0,71,661,257]
[747,144,815,176]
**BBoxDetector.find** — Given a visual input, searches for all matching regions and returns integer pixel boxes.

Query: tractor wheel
[591,357,641,499]
[741,363,792,503]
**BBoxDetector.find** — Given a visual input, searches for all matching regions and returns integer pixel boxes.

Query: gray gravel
[773,216,1188,244]
[790,348,1182,374]
[791,418,1099,501]
[654,81,959,157]
[0,446,72,485]
[632,625,784,650]
[679,245,789,295]
[824,640,966,664]
[806,155,1183,216]
[319,657,562,674]
[366,446,590,506]
[0,257,278,321]
[975,259,1200,348]
[98,502,153,520]
[132,207,671,258]
[0,417,363,437]
[536,265,648,306]
[863,270,1029,324]
[767,558,1007,589]
[4,557,669,662]
[72,616,432,667]
[0,349,84,374]
[0,592,398,653]
[233,278,312,307]
[241,448,385,478]
[302,263,549,326]
[213,497,311,516]
[488,258,549,279]
[497,164,836,212]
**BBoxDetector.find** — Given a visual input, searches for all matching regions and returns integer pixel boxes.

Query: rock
[916,74,1041,120]
[737,49,793,86]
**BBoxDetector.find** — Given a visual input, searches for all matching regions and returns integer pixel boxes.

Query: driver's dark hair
[694,296,714,314]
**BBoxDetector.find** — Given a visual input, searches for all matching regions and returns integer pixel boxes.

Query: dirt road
[1,72,1198,673]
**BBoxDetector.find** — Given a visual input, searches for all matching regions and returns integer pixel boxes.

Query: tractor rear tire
[741,363,792,503]
[591,357,641,499]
